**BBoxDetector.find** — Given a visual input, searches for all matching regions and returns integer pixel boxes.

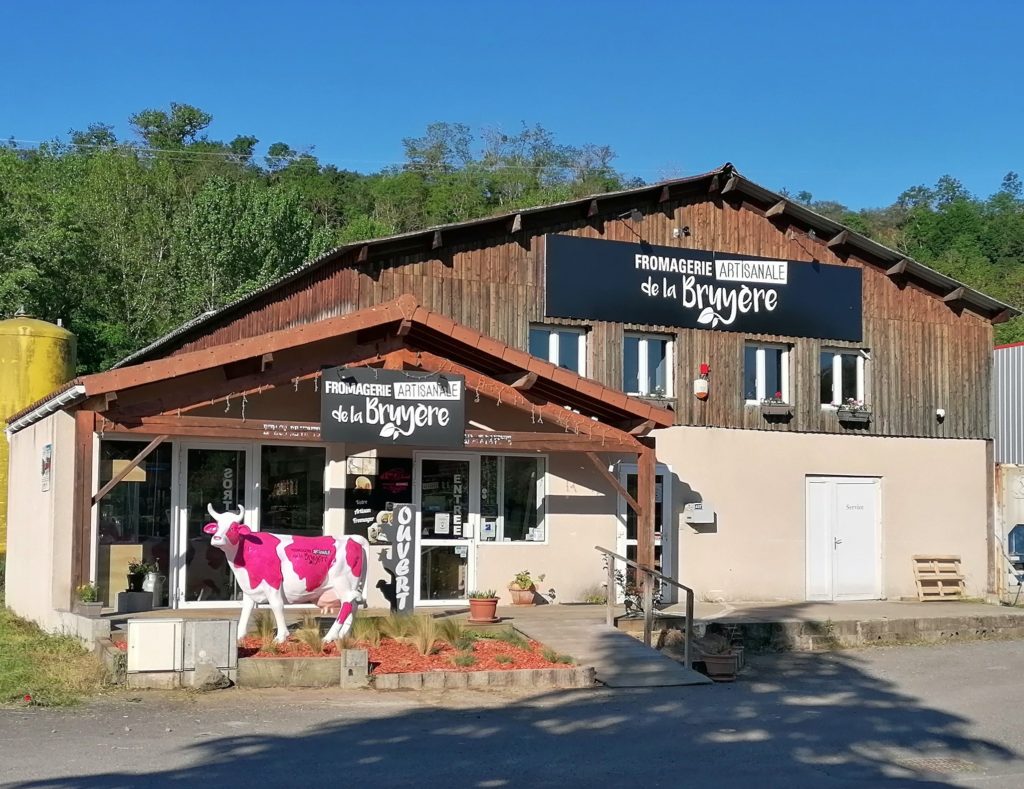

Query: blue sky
[2,1,1020,208]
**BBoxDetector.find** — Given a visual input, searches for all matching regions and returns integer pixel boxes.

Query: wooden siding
[163,190,994,440]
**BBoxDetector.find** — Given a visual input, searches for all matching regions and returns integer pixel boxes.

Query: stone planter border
[373,665,595,690]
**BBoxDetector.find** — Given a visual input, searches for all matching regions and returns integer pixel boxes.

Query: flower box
[759,402,792,417]
[837,408,871,424]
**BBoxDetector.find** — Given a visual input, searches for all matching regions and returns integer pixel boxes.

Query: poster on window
[345,457,414,541]
[321,367,466,446]
[40,443,52,492]
[545,234,862,341]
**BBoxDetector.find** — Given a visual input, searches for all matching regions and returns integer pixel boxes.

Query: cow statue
[203,504,370,643]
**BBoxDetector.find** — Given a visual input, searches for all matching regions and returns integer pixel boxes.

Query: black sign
[321,367,466,447]
[378,503,417,614]
[545,234,863,342]
[343,458,413,539]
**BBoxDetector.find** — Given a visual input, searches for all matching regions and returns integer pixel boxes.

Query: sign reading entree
[321,367,466,446]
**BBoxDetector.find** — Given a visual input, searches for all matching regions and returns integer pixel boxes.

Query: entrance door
[806,476,881,600]
[616,463,675,603]
[416,455,478,604]
[175,444,255,606]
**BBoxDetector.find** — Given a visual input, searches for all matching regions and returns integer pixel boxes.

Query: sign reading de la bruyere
[320,367,466,447]
[544,234,863,342]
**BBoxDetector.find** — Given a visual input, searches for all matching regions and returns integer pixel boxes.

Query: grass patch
[472,627,528,650]
[379,613,415,640]
[294,614,324,654]
[494,654,514,664]
[541,646,574,664]
[436,617,464,647]
[253,610,278,644]
[452,652,477,667]
[409,615,440,656]
[0,607,104,706]
[351,615,384,647]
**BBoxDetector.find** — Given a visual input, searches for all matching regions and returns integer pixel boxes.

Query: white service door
[806,477,880,601]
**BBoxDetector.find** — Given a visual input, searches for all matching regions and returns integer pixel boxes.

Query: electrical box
[683,502,715,525]
[183,619,238,671]
[127,619,184,673]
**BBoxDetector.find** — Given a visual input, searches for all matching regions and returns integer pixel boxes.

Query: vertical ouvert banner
[379,503,417,614]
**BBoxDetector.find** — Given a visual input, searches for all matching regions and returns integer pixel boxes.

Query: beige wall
[5,410,77,628]
[656,426,989,601]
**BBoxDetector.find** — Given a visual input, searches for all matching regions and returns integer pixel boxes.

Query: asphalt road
[3,640,1024,788]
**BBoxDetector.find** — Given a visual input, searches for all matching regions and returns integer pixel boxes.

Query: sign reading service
[545,234,862,341]
[321,367,466,447]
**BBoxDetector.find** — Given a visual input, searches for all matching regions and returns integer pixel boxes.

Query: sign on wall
[41,443,52,492]
[545,234,863,341]
[321,367,466,447]
[344,457,414,540]
[378,503,417,614]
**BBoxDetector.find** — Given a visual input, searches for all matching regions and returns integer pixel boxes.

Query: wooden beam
[403,350,642,449]
[658,185,671,203]
[431,230,443,249]
[629,419,656,436]
[585,452,642,517]
[992,308,1013,325]
[887,259,909,276]
[827,229,850,249]
[260,353,274,372]
[708,173,721,194]
[357,245,369,263]
[494,371,537,390]
[464,431,624,453]
[91,435,167,505]
[396,318,413,336]
[509,213,522,233]
[103,415,322,443]
[721,174,740,195]
[943,286,965,303]
[587,199,599,218]
[765,200,787,219]
[383,352,404,370]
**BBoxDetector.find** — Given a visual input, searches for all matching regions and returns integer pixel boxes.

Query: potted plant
[760,391,792,417]
[837,398,871,424]
[696,632,739,682]
[508,570,543,606]
[74,583,104,617]
[467,590,499,623]
[126,559,156,593]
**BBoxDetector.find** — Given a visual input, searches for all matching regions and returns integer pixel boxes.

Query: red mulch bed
[237,635,567,675]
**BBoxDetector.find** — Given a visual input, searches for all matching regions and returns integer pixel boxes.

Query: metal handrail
[595,544,694,670]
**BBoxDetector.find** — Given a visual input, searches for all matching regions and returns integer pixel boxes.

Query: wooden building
[4,163,1017,627]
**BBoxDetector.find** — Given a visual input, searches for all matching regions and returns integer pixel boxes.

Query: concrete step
[515,620,711,688]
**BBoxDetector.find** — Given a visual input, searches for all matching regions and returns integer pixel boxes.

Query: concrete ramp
[515,616,711,688]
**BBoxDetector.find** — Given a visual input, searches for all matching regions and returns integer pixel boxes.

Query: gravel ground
[3,639,1024,787]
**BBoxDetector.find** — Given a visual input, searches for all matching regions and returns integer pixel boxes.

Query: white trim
[744,343,791,405]
[530,324,587,376]
[4,385,87,437]
[820,348,868,407]
[482,454,549,545]
[614,461,675,603]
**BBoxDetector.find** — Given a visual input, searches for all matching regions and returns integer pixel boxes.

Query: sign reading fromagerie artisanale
[545,234,863,341]
[321,367,466,446]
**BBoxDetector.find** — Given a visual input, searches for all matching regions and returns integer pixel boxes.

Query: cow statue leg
[265,588,290,643]
[323,589,363,643]
[237,595,256,642]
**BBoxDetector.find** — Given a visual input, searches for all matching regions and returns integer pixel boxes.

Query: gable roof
[113,163,1020,368]
[5,294,674,436]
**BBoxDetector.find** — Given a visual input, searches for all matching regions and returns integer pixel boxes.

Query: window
[820,349,866,406]
[529,325,587,375]
[623,333,673,396]
[744,344,791,403]
[260,445,326,536]
[480,455,546,542]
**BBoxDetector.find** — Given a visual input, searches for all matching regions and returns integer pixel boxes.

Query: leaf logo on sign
[697,306,728,328]
[379,423,398,440]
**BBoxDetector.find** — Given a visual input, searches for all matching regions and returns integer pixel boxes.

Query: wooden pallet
[913,555,966,601]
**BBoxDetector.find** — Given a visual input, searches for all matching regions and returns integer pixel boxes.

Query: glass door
[616,464,674,603]
[176,444,255,606]
[416,454,478,604]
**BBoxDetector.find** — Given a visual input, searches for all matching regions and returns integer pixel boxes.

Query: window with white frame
[820,349,866,406]
[479,455,546,542]
[744,343,791,403]
[529,325,587,375]
[623,333,673,397]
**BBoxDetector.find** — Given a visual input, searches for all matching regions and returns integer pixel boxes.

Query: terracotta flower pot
[509,586,536,606]
[468,597,499,623]
[701,652,738,681]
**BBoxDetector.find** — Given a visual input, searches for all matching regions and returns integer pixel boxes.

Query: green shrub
[253,610,277,644]
[490,627,528,650]
[436,617,464,647]
[295,614,324,654]
[495,654,514,664]
[351,616,384,647]
[380,613,415,640]
[409,615,440,656]
[452,652,477,667]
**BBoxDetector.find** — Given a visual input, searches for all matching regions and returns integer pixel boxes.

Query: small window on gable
[623,333,673,397]
[744,343,791,403]
[529,325,587,376]
[820,349,866,406]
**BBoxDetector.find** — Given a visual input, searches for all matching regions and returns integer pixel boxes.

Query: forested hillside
[1,103,1020,373]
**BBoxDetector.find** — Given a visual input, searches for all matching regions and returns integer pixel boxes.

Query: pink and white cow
[203,504,369,643]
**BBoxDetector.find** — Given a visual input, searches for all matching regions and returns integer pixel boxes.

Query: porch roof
[6,294,674,436]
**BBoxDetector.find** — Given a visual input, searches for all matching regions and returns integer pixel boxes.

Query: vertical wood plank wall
[165,194,994,440]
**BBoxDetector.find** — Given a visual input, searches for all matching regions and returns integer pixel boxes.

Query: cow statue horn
[236,504,245,519]
[207,503,220,519]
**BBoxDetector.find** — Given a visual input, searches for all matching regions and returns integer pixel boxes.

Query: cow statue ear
[203,523,218,535]
[235,524,253,536]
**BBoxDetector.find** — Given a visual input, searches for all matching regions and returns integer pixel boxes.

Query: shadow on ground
[11,632,1019,789]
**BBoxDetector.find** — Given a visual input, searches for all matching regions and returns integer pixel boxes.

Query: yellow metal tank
[0,314,77,553]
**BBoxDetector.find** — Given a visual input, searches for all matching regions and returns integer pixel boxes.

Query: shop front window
[96,440,174,607]
[260,445,326,536]
[479,455,546,542]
